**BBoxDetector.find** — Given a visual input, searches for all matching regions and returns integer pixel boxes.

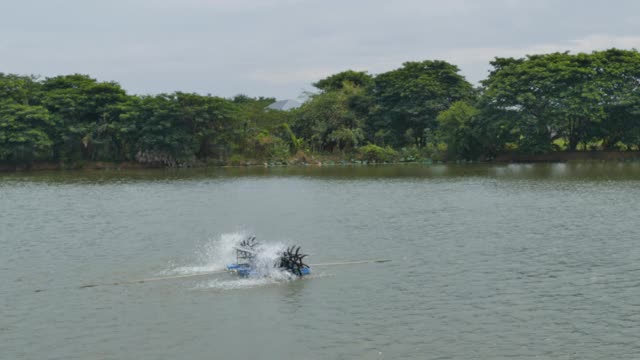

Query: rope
[77,259,391,289]
[78,270,227,289]
[309,259,391,267]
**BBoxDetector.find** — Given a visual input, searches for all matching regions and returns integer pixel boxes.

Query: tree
[313,70,374,92]
[173,92,237,159]
[295,83,367,152]
[479,51,640,152]
[437,101,480,159]
[118,93,238,164]
[0,101,55,163]
[481,54,564,153]
[40,74,128,161]
[593,49,640,149]
[0,73,42,106]
[371,60,474,147]
[230,95,293,157]
[119,94,195,164]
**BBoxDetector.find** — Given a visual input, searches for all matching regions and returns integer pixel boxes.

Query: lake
[2,163,640,359]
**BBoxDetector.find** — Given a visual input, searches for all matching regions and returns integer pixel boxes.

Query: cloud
[254,34,640,86]
[248,67,341,85]
[152,0,306,11]
[1,0,639,97]
[435,35,640,83]
[569,35,640,52]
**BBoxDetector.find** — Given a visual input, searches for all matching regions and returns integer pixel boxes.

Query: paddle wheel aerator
[226,237,311,277]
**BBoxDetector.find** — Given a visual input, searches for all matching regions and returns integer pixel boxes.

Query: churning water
[169,232,310,290]
[1,164,640,359]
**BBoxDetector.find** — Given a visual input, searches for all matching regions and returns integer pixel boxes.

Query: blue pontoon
[226,237,310,277]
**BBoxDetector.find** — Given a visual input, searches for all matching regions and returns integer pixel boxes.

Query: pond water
[1,163,639,359]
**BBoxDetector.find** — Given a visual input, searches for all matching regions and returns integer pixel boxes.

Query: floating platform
[226,263,311,277]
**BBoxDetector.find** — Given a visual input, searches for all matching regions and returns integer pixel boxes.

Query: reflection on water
[1,163,640,359]
[3,162,640,184]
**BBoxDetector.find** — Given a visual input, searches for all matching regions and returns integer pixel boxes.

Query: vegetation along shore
[2,49,640,171]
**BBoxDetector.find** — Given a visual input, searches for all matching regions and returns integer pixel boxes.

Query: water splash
[194,272,328,291]
[194,277,282,291]
[166,232,250,275]
[249,241,296,280]
[164,232,298,283]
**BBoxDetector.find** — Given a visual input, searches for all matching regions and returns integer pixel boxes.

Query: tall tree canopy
[371,60,475,147]
[313,70,374,92]
[2,49,640,167]
[480,49,640,153]
[0,102,54,162]
[295,82,367,152]
[40,74,128,161]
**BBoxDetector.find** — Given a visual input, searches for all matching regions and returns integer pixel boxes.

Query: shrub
[229,154,245,166]
[254,131,289,160]
[358,144,397,162]
[399,146,420,162]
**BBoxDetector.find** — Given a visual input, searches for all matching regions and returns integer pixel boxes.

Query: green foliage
[0,73,42,105]
[480,49,640,154]
[0,101,55,162]
[277,123,304,152]
[313,70,374,92]
[437,101,480,159]
[122,94,196,162]
[1,50,640,167]
[254,131,290,160]
[39,74,129,162]
[327,127,364,150]
[371,60,475,148]
[232,95,295,159]
[593,49,640,149]
[295,82,368,152]
[358,144,397,162]
[228,154,246,166]
[120,92,238,163]
[398,146,423,162]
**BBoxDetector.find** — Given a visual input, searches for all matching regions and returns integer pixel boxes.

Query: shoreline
[3,151,640,173]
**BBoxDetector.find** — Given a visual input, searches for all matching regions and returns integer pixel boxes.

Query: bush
[290,150,310,164]
[254,131,290,160]
[229,154,246,166]
[358,144,397,162]
[398,147,420,162]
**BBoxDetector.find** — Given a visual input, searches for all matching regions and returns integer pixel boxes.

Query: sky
[1,0,639,99]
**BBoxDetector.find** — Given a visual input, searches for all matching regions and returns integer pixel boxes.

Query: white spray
[166,232,299,288]
[167,232,249,275]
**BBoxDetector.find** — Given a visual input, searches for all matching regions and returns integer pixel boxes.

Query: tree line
[1,48,639,166]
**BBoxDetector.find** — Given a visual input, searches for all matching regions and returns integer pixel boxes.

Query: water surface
[2,164,640,359]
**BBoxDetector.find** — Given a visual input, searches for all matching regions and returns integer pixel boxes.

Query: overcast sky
[1,0,639,99]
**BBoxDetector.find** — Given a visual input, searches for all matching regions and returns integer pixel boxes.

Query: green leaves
[358,144,397,162]
[295,82,368,152]
[371,60,475,147]
[1,50,639,166]
[437,101,479,159]
[480,49,640,153]
[118,92,239,163]
[314,71,373,92]
[0,101,54,162]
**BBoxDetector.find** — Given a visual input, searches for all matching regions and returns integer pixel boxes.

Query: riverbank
[3,151,640,172]
[494,151,640,162]
[0,161,167,172]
